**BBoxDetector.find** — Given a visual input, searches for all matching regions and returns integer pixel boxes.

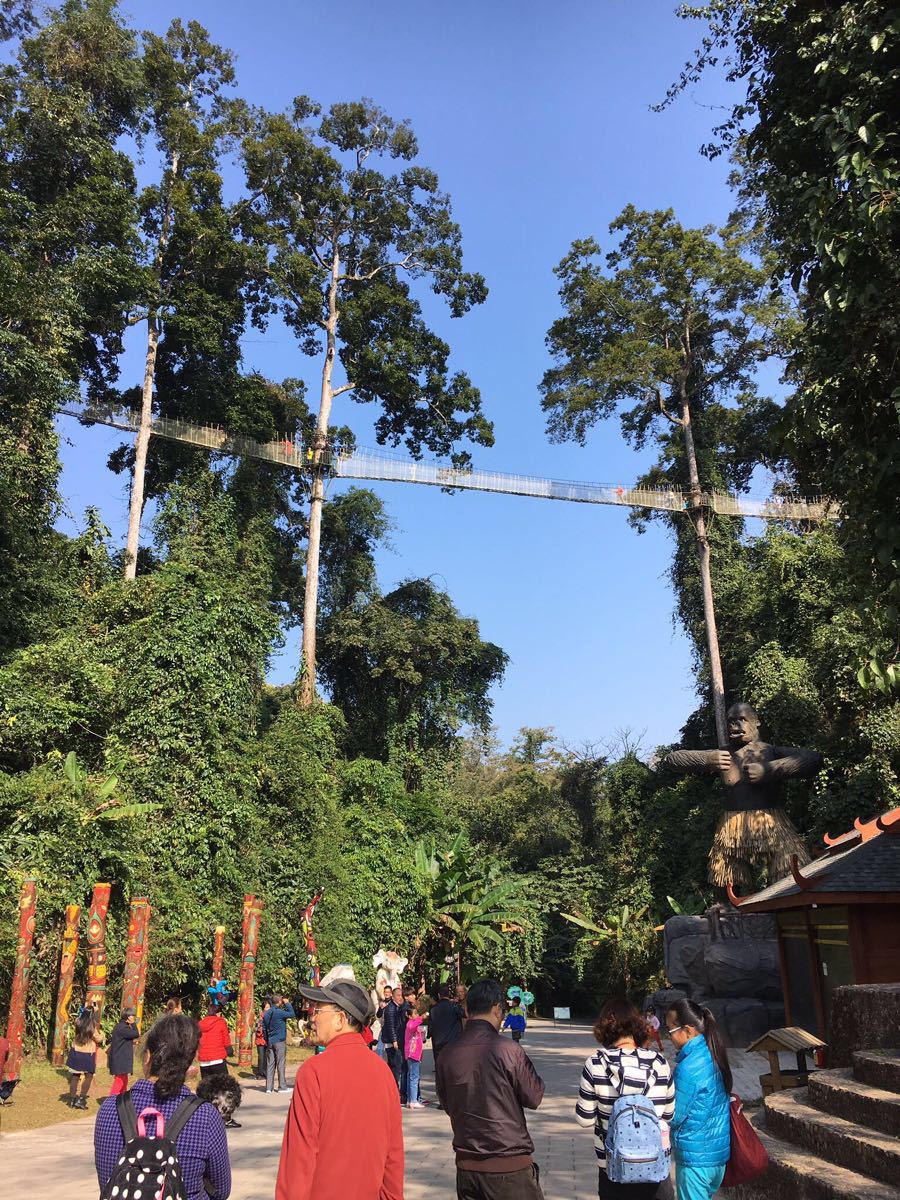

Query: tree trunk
[123,150,179,580]
[679,372,728,749]
[299,247,340,705]
[123,318,158,579]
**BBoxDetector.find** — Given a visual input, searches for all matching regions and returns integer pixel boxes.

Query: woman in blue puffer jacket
[664,999,732,1200]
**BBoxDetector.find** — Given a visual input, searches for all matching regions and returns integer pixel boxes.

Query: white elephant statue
[319,962,356,988]
[372,948,408,1007]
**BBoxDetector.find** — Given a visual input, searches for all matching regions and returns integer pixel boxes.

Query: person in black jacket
[381,986,406,1093]
[428,985,465,1104]
[107,1007,140,1096]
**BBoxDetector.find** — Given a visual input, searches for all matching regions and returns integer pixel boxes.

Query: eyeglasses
[666,1024,683,1035]
[311,1004,339,1015]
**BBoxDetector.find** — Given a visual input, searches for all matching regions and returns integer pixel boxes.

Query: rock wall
[648,907,785,1046]
[829,983,900,1066]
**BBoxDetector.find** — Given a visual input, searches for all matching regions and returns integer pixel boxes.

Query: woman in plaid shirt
[95,1013,231,1200]
[576,998,675,1199]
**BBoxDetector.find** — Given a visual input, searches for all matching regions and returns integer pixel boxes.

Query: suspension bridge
[60,404,837,524]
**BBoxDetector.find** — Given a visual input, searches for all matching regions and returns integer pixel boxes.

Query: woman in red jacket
[198,1000,233,1079]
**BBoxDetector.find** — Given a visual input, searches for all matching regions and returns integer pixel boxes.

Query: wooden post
[4,879,37,1080]
[50,903,81,1066]
[83,882,112,1021]
[211,925,226,983]
[121,898,150,1026]
[236,895,263,1067]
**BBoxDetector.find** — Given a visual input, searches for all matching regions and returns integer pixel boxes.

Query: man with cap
[106,1007,139,1096]
[275,978,404,1200]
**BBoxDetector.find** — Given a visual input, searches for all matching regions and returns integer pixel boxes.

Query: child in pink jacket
[404,1011,426,1108]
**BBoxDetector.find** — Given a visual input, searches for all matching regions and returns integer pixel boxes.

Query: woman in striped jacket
[576,997,675,1199]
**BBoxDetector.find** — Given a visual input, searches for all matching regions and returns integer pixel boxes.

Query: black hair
[666,998,733,1094]
[74,1005,97,1042]
[145,1013,201,1101]
[196,1073,242,1119]
[465,978,503,1017]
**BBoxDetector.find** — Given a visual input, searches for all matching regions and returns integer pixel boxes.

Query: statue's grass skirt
[709,808,811,888]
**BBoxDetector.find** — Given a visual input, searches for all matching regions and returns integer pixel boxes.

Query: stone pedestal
[647,907,785,1046]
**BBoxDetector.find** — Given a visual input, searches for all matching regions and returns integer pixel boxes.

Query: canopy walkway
[61,404,838,523]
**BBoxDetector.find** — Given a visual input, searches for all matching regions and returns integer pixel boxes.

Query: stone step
[764,1088,900,1189]
[854,1049,900,1094]
[726,1110,900,1200]
[808,1068,900,1136]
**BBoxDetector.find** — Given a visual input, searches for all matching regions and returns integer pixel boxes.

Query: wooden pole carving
[236,895,263,1067]
[121,897,151,1026]
[50,903,81,1066]
[83,882,112,1021]
[4,878,37,1081]
[211,925,226,984]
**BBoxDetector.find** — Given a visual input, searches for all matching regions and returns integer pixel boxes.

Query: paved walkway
[0,1021,768,1197]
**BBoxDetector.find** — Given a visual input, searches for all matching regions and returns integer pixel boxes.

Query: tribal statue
[300,888,325,987]
[664,702,824,889]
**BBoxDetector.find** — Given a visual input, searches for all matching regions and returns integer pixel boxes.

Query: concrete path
[0,1021,766,1197]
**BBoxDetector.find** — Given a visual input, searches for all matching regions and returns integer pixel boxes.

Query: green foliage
[670,0,900,687]
[414,833,530,983]
[242,97,493,464]
[319,577,508,778]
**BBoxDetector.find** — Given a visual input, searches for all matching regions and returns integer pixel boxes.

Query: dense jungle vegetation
[0,0,897,1046]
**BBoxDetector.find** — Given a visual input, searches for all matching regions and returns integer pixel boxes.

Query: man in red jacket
[276,979,403,1200]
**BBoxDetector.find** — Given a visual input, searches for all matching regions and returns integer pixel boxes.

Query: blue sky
[55,0,743,753]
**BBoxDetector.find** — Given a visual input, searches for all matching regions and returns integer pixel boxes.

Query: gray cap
[299,980,374,1026]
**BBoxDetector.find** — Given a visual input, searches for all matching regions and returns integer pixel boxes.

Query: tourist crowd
[77,977,733,1200]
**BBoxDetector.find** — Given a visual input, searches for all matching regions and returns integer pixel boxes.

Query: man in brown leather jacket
[436,978,545,1199]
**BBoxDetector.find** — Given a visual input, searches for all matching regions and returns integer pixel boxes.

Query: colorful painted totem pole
[300,888,325,987]
[121,897,151,1026]
[50,903,81,1066]
[211,925,226,984]
[135,925,150,1028]
[4,878,37,1081]
[236,894,263,1067]
[83,882,112,1021]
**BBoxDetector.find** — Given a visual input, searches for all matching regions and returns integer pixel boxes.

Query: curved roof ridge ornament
[790,854,817,890]
[725,881,746,907]
[876,807,900,836]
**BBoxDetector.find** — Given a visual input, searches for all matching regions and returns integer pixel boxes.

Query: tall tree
[540,205,788,744]
[121,19,249,578]
[318,577,508,779]
[0,0,143,652]
[242,99,492,702]
[666,0,900,692]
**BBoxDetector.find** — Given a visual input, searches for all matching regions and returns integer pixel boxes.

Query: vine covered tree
[242,99,493,702]
[540,205,789,744]
[0,0,143,649]
[666,0,900,691]
[121,19,251,578]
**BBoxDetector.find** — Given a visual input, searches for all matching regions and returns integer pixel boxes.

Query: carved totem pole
[51,903,81,1066]
[4,878,37,1080]
[121,897,151,1026]
[300,888,325,987]
[83,882,112,1020]
[211,925,226,984]
[236,895,264,1067]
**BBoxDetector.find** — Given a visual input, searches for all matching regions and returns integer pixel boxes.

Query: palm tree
[415,833,528,982]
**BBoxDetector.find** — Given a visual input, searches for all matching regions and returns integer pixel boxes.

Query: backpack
[604,1063,669,1186]
[101,1091,204,1200]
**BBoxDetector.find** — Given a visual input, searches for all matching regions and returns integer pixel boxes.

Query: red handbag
[722,1094,769,1187]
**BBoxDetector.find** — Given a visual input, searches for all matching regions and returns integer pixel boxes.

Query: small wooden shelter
[746,1026,826,1095]
[727,806,900,1039]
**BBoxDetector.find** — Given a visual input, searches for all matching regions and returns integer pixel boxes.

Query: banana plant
[415,833,528,982]
[561,903,652,997]
[62,751,161,824]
